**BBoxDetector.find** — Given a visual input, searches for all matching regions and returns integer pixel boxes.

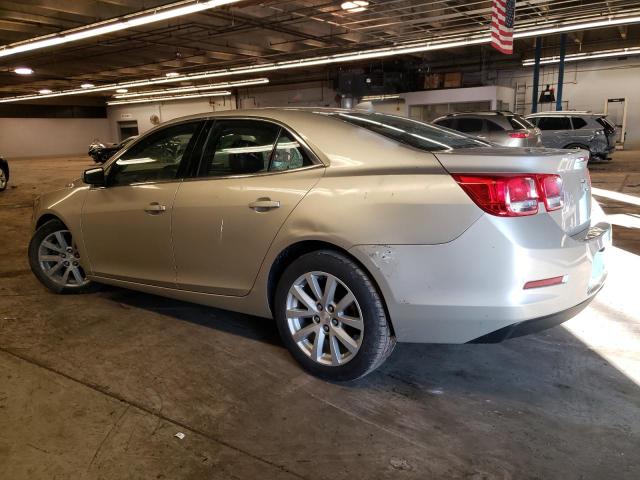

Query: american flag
[491,0,516,54]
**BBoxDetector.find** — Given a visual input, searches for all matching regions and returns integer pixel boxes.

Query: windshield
[327,111,488,151]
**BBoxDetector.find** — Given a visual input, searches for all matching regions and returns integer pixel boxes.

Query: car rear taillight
[508,131,531,138]
[453,174,565,217]
[538,174,564,211]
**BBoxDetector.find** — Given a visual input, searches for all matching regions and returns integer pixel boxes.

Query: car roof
[161,107,352,124]
[527,111,606,117]
[437,111,516,117]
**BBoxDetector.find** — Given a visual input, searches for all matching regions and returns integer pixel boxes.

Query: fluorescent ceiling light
[81,83,95,89]
[13,67,33,75]
[39,89,52,94]
[116,88,128,93]
[514,15,640,39]
[341,1,369,12]
[0,77,268,103]
[361,94,401,101]
[523,46,640,66]
[2,13,640,104]
[0,0,243,59]
[165,72,180,77]
[107,90,232,105]
[114,77,269,98]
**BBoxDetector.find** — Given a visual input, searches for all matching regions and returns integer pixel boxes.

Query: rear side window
[536,117,571,130]
[270,131,313,171]
[330,112,486,151]
[507,115,534,130]
[571,117,588,129]
[199,120,280,177]
[456,118,483,133]
[486,120,504,132]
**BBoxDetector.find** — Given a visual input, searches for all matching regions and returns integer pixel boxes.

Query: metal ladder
[514,82,527,115]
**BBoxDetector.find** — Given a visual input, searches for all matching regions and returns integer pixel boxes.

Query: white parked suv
[526,111,616,161]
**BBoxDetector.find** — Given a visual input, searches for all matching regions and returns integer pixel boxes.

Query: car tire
[563,143,593,161]
[0,166,7,191]
[275,250,395,381]
[28,219,96,294]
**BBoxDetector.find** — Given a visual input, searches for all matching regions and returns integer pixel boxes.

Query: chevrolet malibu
[29,109,611,380]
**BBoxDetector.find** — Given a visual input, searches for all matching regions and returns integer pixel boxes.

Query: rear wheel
[275,250,395,381]
[28,219,94,294]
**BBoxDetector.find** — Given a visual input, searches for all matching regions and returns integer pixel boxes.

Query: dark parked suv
[525,112,616,161]
[432,111,543,147]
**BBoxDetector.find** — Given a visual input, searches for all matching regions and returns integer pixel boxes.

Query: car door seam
[169,180,183,288]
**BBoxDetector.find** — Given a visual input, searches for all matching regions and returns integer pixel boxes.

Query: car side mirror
[83,167,106,187]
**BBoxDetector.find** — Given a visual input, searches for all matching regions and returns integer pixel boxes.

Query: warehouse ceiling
[0,0,639,98]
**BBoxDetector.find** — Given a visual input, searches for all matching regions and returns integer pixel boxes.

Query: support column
[531,37,542,114]
[556,33,567,111]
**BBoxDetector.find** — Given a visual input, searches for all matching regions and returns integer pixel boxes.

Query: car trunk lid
[434,147,591,235]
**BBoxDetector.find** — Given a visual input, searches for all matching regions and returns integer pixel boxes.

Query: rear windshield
[328,112,487,151]
[507,115,534,130]
[596,117,615,133]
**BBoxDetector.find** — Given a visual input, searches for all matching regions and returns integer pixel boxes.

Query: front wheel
[28,219,94,294]
[275,250,395,381]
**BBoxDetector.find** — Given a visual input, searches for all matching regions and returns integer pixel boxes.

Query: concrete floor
[1,152,639,480]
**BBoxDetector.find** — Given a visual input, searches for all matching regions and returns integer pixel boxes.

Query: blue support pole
[556,33,567,111]
[531,37,542,113]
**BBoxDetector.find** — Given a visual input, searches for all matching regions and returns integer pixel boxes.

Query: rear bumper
[467,294,596,343]
[349,205,612,344]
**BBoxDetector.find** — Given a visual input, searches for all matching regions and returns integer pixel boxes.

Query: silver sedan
[29,108,612,380]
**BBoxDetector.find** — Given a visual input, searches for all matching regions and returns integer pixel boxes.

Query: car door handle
[144,202,167,214]
[249,198,280,212]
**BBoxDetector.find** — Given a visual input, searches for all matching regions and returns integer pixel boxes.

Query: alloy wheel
[285,271,364,366]
[37,230,89,287]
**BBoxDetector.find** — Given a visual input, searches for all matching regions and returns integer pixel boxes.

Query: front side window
[109,122,201,186]
[537,116,571,130]
[330,112,487,151]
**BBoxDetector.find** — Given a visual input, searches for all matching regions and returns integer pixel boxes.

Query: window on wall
[118,121,139,141]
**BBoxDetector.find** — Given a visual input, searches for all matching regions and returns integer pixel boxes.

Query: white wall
[400,85,516,117]
[106,96,236,142]
[496,57,640,148]
[0,118,110,158]
[106,80,338,140]
[237,80,336,109]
